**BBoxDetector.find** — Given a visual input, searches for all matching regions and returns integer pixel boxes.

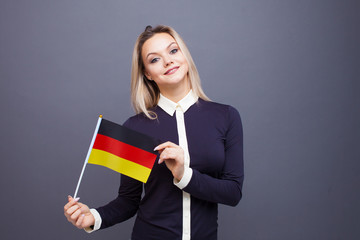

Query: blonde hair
[131,25,210,119]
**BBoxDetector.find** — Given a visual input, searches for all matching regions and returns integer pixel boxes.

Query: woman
[64,25,244,240]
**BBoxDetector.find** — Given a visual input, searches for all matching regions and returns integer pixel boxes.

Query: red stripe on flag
[92,134,157,169]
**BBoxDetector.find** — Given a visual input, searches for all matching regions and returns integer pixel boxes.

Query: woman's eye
[170,48,178,54]
[150,58,159,63]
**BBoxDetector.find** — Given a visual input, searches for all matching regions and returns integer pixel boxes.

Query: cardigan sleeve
[95,119,143,229]
[183,106,244,206]
[96,175,142,229]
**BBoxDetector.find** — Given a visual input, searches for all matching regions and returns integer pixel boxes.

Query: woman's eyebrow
[146,42,177,59]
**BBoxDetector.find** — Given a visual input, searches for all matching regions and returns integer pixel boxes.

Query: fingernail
[154,146,158,151]
[68,195,71,199]
[74,197,80,202]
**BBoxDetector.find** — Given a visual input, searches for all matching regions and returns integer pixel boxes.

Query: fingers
[70,207,82,222]
[158,147,183,164]
[64,196,83,225]
[154,141,178,151]
[65,204,80,222]
[154,141,183,164]
[64,196,80,213]
[154,141,185,180]
[64,195,94,229]
[75,213,85,229]
[77,202,90,215]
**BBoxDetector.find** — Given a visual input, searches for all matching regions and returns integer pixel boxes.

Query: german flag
[87,118,158,183]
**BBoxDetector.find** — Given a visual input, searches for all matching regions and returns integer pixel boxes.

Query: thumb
[67,195,80,203]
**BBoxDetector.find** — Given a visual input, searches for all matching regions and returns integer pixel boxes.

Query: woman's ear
[144,71,152,81]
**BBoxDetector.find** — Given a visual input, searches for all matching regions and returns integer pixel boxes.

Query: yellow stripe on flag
[88,149,151,183]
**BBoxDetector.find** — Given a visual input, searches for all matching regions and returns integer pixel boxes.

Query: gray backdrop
[0,0,359,239]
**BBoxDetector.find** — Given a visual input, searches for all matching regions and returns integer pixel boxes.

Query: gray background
[0,0,359,239]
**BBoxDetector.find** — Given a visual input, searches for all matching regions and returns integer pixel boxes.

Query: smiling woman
[142,33,190,99]
[131,25,210,120]
[64,25,244,240]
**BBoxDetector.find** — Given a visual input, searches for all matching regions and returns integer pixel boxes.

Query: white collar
[158,90,199,116]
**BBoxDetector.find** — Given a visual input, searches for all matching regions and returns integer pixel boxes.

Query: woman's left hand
[155,141,185,181]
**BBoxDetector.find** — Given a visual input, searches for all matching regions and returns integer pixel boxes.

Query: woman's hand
[64,196,95,229]
[155,141,185,181]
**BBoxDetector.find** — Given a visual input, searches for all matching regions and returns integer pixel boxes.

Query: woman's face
[141,33,189,92]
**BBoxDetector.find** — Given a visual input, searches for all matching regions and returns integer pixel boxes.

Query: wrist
[174,166,184,181]
[174,167,193,189]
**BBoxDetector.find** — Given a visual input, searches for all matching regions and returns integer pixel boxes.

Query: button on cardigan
[94,91,244,240]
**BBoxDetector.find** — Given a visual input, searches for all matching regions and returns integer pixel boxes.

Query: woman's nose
[163,56,173,67]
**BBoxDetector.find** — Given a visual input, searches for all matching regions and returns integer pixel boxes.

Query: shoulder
[196,99,241,121]
[199,100,243,141]
[123,112,151,129]
[122,107,162,130]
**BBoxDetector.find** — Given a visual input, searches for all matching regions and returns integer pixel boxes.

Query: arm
[184,106,244,206]
[95,175,143,229]
[156,106,244,206]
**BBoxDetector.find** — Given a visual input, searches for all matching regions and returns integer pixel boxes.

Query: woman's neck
[159,79,191,103]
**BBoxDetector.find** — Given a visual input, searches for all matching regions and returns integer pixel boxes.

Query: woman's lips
[164,66,179,75]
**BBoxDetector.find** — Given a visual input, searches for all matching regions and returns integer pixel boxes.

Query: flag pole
[73,115,103,199]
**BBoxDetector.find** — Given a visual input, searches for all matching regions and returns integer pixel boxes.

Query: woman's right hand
[64,195,95,229]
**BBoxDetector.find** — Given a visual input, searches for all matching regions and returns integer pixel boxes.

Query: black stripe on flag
[98,118,159,153]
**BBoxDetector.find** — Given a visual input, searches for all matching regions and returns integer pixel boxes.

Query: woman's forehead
[142,33,177,55]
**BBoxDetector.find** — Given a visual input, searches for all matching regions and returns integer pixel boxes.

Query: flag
[87,118,158,183]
